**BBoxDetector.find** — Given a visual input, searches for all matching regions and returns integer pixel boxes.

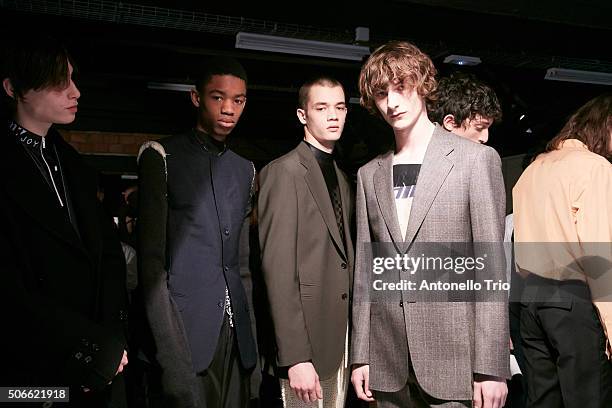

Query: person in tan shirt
[513,93,612,408]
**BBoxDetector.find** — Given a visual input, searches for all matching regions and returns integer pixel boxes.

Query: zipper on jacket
[40,137,65,208]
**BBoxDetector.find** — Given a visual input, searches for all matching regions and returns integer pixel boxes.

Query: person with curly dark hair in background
[428,72,502,144]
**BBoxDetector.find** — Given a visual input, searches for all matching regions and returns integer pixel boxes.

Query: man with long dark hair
[513,94,612,407]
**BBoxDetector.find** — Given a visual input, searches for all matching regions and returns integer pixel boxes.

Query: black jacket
[0,126,128,405]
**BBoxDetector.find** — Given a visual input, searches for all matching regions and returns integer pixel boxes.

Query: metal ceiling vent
[1,0,352,42]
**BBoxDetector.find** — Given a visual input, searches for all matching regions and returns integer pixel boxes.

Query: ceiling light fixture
[544,68,612,86]
[235,32,370,61]
[443,54,482,66]
[147,82,194,92]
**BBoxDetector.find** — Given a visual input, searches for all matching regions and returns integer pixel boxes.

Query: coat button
[223,266,229,272]
[341,293,348,300]
[224,228,230,236]
[84,356,93,364]
[217,301,224,308]
[341,263,347,269]
[399,301,404,307]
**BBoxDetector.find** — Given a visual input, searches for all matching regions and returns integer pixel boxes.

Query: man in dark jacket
[0,36,129,407]
[137,57,256,408]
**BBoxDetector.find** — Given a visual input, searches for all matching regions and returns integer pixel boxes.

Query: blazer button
[341,293,348,300]
[341,262,347,269]
[399,301,404,307]
[224,228,230,236]
[224,266,229,272]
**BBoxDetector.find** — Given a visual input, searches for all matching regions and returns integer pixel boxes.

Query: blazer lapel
[404,126,454,246]
[373,151,405,247]
[2,139,86,254]
[298,143,346,259]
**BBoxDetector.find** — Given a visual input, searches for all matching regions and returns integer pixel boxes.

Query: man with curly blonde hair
[351,41,509,407]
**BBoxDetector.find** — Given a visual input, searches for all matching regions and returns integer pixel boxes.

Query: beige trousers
[280,328,349,408]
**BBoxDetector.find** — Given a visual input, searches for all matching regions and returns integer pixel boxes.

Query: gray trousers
[374,365,470,408]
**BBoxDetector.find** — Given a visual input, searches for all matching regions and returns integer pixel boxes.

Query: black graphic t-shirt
[393,164,421,238]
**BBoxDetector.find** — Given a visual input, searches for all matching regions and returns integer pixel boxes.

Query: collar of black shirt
[193,128,227,156]
[303,140,334,165]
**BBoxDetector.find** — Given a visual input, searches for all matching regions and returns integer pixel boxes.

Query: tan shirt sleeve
[576,162,612,358]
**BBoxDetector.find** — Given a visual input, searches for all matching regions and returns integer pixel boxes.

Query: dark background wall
[1,0,610,212]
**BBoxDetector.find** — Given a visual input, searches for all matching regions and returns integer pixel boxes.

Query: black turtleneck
[305,139,342,203]
[193,128,227,156]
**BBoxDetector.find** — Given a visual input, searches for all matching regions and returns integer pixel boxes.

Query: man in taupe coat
[351,41,509,407]
[258,77,354,407]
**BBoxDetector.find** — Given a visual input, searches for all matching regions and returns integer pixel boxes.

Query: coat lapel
[2,136,87,254]
[298,143,346,259]
[404,126,454,246]
[58,138,103,264]
[373,151,405,248]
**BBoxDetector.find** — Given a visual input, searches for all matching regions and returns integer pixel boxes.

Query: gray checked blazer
[351,125,510,401]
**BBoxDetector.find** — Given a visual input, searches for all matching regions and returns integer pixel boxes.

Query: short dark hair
[298,76,344,109]
[1,36,74,101]
[427,73,502,125]
[194,56,248,92]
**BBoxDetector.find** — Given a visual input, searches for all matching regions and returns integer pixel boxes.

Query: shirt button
[341,293,348,300]
[341,263,347,269]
